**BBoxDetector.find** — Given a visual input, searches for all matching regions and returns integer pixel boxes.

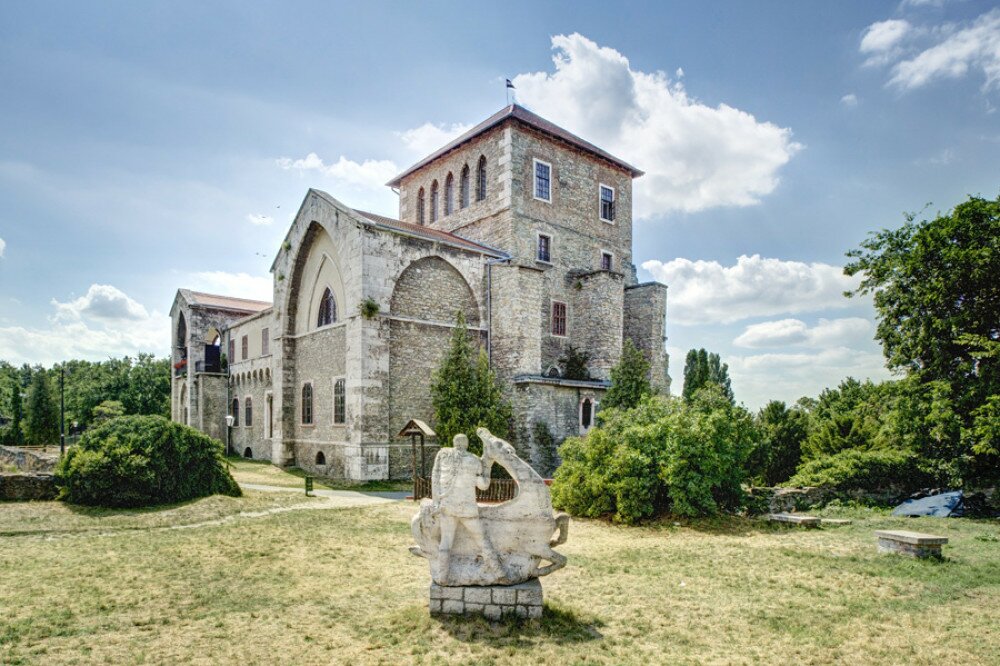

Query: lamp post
[59,365,66,456]
[225,414,235,455]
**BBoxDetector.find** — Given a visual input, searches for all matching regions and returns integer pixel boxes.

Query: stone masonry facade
[170,104,670,481]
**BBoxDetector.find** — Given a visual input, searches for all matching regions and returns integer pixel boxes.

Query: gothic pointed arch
[459,164,470,209]
[444,172,454,216]
[285,222,347,336]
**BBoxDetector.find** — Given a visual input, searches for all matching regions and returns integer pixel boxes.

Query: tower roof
[386,104,643,187]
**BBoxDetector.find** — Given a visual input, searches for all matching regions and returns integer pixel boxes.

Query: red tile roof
[352,209,505,257]
[387,104,643,187]
[182,290,272,313]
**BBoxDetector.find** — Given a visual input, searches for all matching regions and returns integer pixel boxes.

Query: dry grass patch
[0,498,998,665]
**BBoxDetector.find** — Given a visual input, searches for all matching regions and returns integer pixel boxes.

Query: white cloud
[861,19,913,54]
[728,347,892,410]
[188,271,273,302]
[0,284,168,365]
[642,254,859,325]
[889,9,1000,90]
[840,93,859,107]
[397,122,473,155]
[512,33,802,217]
[276,152,399,190]
[246,213,273,226]
[733,317,872,349]
[52,284,149,322]
[0,236,5,258]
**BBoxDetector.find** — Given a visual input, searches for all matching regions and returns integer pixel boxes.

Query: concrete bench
[875,530,948,559]
[768,513,821,528]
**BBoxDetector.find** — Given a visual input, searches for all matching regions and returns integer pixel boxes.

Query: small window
[551,301,567,337]
[460,165,470,209]
[417,187,426,226]
[537,234,551,263]
[430,180,439,223]
[601,252,613,271]
[245,397,253,427]
[534,160,551,202]
[244,447,253,459]
[241,335,248,360]
[581,398,593,431]
[316,451,326,466]
[231,398,239,426]
[317,288,337,327]
[302,383,313,425]
[600,184,615,222]
[444,173,454,216]
[334,378,346,425]
[261,328,269,356]
[228,339,235,363]
[476,156,487,202]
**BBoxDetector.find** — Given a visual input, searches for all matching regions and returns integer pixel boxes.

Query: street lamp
[225,414,235,456]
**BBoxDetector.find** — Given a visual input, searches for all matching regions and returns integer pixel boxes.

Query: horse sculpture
[409,427,569,586]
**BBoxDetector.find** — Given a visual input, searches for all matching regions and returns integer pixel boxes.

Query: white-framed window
[533,159,552,202]
[601,251,614,271]
[537,233,552,263]
[333,377,346,425]
[600,184,615,223]
[551,300,567,337]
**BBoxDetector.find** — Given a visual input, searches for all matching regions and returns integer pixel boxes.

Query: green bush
[55,415,240,507]
[551,387,754,523]
[785,448,933,493]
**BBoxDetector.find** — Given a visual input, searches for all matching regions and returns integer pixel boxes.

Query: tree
[91,400,125,425]
[558,345,591,380]
[0,375,25,446]
[24,372,58,445]
[430,311,512,453]
[682,348,733,403]
[748,401,808,486]
[602,339,652,411]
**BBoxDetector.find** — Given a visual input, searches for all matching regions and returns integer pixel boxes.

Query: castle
[169,104,669,480]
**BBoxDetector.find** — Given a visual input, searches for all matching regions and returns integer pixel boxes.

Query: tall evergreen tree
[24,372,59,445]
[683,348,734,403]
[602,339,652,411]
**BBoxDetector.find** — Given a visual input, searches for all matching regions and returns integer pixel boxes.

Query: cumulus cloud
[246,213,273,226]
[841,93,859,107]
[276,152,399,190]
[512,33,802,217]
[733,317,873,349]
[861,19,913,55]
[188,271,273,302]
[0,236,5,258]
[52,284,149,322]
[0,284,168,365]
[398,122,473,155]
[641,254,859,325]
[889,9,1000,90]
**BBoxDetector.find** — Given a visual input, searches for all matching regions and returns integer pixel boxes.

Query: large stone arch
[285,222,347,336]
[389,255,480,326]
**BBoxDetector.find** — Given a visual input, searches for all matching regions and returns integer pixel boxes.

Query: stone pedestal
[875,530,948,559]
[429,579,543,620]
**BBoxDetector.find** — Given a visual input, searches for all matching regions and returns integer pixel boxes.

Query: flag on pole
[505,79,515,89]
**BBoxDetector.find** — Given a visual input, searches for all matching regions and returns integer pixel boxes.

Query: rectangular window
[601,252,613,271]
[537,234,551,263]
[534,159,551,202]
[333,378,346,425]
[241,335,248,360]
[551,301,567,337]
[600,184,615,222]
[261,328,269,356]
[228,339,235,363]
[302,383,313,425]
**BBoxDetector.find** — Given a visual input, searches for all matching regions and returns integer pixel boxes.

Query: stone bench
[768,513,821,528]
[875,530,948,559]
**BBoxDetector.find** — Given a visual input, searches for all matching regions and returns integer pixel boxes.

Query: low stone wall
[0,473,57,501]
[0,445,59,473]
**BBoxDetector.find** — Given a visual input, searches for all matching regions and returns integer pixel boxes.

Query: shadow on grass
[434,601,604,645]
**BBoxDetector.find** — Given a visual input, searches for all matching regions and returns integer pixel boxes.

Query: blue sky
[0,1,997,408]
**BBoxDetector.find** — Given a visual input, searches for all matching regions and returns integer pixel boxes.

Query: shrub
[601,339,652,412]
[785,448,933,494]
[551,387,754,523]
[55,415,240,507]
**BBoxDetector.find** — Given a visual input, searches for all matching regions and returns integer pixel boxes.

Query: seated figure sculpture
[410,427,569,587]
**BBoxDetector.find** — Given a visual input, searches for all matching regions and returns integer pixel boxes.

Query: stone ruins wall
[624,282,671,392]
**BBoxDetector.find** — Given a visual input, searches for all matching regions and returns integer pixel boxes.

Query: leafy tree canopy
[682,348,734,403]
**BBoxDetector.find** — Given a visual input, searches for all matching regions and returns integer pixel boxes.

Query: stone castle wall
[624,282,671,391]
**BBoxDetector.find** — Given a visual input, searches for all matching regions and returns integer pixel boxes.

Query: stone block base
[876,530,947,559]
[429,579,543,620]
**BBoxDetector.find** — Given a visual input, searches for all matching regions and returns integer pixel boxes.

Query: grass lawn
[227,457,412,493]
[1,497,998,665]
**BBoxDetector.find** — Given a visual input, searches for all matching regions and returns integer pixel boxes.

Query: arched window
[459,164,470,209]
[430,180,439,223]
[316,451,326,466]
[231,398,239,427]
[476,156,487,202]
[334,378,346,424]
[317,287,337,327]
[444,173,454,216]
[244,397,253,427]
[302,383,313,425]
[417,187,425,225]
[580,398,593,432]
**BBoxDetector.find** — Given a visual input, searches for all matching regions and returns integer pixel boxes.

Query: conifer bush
[55,415,240,507]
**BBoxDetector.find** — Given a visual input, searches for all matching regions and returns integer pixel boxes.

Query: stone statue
[410,427,569,587]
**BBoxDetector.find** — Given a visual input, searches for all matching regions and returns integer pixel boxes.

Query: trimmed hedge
[55,415,240,507]
[784,448,933,494]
